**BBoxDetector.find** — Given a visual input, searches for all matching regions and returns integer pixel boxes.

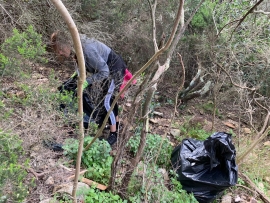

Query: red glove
[120,69,136,98]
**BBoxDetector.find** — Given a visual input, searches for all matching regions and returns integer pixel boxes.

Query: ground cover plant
[0,131,29,203]
[1,0,270,202]
[63,136,113,185]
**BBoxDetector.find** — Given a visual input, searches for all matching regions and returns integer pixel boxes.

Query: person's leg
[104,79,118,145]
[109,99,119,131]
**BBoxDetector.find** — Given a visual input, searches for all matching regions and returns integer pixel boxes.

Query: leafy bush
[0,130,29,203]
[0,25,46,77]
[127,133,173,167]
[128,164,198,203]
[63,136,112,185]
[180,124,209,141]
[201,102,222,118]
[83,186,127,203]
[190,0,216,32]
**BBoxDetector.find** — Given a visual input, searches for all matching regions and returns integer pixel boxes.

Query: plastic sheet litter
[171,132,238,203]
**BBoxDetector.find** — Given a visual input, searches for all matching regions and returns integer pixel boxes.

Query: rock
[45,176,54,185]
[149,118,159,124]
[55,182,89,197]
[223,121,236,129]
[257,182,264,191]
[170,129,181,137]
[153,111,163,117]
[263,141,270,147]
[125,103,132,107]
[39,198,58,203]
[243,128,252,134]
[158,168,169,181]
[265,177,270,184]
[250,197,257,203]
[234,195,242,202]
[221,193,232,203]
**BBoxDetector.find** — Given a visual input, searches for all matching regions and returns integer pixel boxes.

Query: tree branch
[50,1,86,202]
[239,172,270,203]
[252,10,270,15]
[230,0,265,40]
[216,62,257,91]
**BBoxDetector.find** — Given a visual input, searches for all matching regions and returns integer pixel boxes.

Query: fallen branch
[22,166,47,180]
[80,177,107,191]
[59,164,74,172]
[67,169,88,180]
[237,126,270,164]
[239,172,270,203]
[67,170,107,190]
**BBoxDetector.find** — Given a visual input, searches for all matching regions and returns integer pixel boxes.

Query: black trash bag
[171,132,238,203]
[58,76,104,128]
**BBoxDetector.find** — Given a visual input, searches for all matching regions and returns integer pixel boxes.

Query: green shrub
[127,133,173,167]
[63,136,112,185]
[0,25,46,78]
[201,101,222,118]
[84,186,127,203]
[180,124,209,141]
[128,165,198,203]
[0,130,29,202]
[190,0,216,32]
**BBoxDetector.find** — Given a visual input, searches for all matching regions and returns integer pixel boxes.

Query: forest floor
[1,62,270,203]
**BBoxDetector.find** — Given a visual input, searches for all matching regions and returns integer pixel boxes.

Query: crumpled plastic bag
[171,132,238,203]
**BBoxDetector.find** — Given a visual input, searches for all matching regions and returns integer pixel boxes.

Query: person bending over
[75,34,132,145]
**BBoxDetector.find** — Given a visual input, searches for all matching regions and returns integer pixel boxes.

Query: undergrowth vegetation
[0,25,46,78]
[1,0,270,202]
[128,165,198,203]
[0,131,29,203]
[63,136,113,185]
[127,132,173,167]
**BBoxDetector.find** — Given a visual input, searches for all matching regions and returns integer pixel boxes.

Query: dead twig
[216,62,257,91]
[23,166,48,180]
[239,172,270,203]
[67,169,87,180]
[59,164,74,172]
[237,126,270,164]
[230,0,264,40]
[67,170,107,190]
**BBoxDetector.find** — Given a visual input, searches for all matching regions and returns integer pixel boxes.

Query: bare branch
[230,0,264,40]
[50,0,86,201]
[0,3,20,27]
[148,0,158,52]
[216,19,240,37]
[216,63,257,91]
[237,126,270,165]
[167,0,205,59]
[253,10,270,15]
[239,172,270,203]
[175,53,185,108]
